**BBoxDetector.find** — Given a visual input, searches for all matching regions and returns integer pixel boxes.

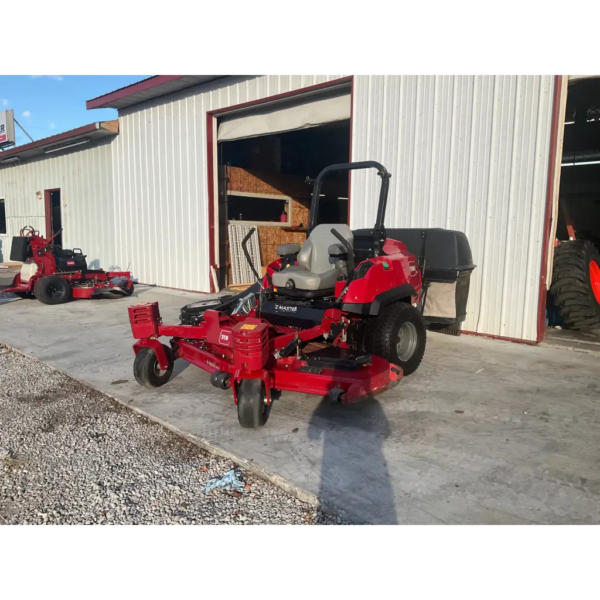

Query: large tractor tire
[366,301,427,376]
[551,240,600,331]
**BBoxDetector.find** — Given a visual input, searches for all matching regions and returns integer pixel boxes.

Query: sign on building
[0,110,16,148]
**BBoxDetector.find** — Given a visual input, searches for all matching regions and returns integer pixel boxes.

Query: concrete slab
[1,286,600,524]
[542,326,600,354]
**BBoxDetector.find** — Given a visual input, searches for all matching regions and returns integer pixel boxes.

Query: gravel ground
[0,346,346,525]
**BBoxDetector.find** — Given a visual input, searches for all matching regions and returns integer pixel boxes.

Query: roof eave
[0,121,118,163]
[86,75,185,110]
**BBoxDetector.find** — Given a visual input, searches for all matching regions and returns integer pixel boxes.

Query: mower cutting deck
[129,161,475,428]
[1,226,134,305]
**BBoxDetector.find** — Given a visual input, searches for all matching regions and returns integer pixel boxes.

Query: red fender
[133,339,170,371]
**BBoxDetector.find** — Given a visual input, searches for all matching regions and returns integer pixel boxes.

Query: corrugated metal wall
[113,74,554,339]
[111,76,343,291]
[0,139,117,268]
[350,76,555,340]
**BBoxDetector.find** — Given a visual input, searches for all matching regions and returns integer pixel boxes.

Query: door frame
[205,76,354,292]
[44,188,61,240]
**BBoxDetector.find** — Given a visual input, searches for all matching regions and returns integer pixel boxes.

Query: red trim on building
[206,113,216,293]
[44,188,60,239]
[536,75,564,344]
[205,76,354,291]
[0,123,101,160]
[137,282,214,296]
[207,77,353,117]
[86,76,184,110]
[462,330,538,346]
[347,77,355,224]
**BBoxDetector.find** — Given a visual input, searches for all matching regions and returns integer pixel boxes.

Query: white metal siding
[111,76,344,291]
[350,76,555,341]
[0,140,117,268]
[113,74,554,340]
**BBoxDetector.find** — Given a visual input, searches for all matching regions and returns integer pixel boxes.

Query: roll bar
[307,161,391,241]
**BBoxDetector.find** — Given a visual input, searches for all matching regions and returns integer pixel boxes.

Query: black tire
[210,371,231,390]
[366,302,427,376]
[33,275,72,305]
[551,240,600,331]
[133,345,174,388]
[120,281,135,296]
[237,379,269,428]
[327,387,345,404]
[13,291,31,299]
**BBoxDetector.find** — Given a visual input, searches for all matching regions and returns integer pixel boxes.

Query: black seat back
[10,237,32,262]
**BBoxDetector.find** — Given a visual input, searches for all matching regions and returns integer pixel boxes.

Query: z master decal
[275,304,298,313]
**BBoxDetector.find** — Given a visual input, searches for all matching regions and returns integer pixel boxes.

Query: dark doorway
[217,120,351,288]
[44,189,62,247]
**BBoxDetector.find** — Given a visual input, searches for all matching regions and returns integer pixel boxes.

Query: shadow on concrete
[308,396,397,524]
[172,358,190,380]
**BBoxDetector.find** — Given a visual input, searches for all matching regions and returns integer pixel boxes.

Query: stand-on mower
[129,161,475,428]
[1,225,134,305]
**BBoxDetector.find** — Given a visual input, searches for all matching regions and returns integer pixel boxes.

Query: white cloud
[22,110,31,117]
[2,99,8,106]
[50,122,56,129]
[31,75,63,81]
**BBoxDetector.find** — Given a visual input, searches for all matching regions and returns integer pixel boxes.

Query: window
[0,199,6,234]
[227,193,291,226]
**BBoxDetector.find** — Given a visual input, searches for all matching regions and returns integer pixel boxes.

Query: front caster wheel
[237,379,269,428]
[133,345,174,388]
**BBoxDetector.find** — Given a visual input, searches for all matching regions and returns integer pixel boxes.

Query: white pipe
[210,265,219,292]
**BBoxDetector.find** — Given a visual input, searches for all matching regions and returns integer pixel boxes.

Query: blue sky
[0,75,148,146]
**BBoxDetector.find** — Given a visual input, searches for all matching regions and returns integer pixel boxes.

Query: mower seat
[271,224,353,296]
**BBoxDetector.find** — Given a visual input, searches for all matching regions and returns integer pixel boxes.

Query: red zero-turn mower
[1,226,134,304]
[129,162,475,428]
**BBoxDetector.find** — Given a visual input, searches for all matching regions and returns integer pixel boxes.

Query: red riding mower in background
[129,161,475,428]
[1,225,134,305]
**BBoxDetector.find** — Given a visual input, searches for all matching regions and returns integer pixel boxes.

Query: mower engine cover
[54,249,88,272]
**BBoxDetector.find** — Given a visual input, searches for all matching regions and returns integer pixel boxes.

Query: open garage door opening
[215,87,351,289]
[547,77,600,344]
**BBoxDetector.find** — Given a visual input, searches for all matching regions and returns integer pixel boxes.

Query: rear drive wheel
[551,240,600,331]
[237,379,269,428]
[33,275,72,305]
[133,345,174,388]
[366,302,427,376]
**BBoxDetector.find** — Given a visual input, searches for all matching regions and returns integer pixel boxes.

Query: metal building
[1,75,566,343]
[0,121,119,269]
